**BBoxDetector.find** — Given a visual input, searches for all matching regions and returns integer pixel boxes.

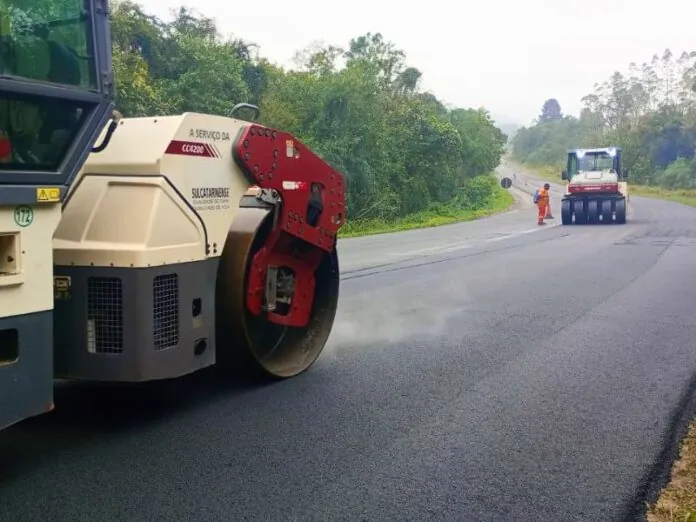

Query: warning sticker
[286,139,297,158]
[36,187,61,203]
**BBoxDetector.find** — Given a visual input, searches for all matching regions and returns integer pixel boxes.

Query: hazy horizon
[139,0,694,127]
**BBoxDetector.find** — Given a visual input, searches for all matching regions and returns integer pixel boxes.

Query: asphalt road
[3,165,696,521]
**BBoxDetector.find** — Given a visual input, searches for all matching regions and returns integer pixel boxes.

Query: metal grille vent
[87,277,123,354]
[153,274,179,351]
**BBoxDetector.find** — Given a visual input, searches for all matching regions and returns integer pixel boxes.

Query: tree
[539,98,563,122]
[512,49,696,189]
[107,2,510,220]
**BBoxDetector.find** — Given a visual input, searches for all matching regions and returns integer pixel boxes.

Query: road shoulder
[647,419,696,521]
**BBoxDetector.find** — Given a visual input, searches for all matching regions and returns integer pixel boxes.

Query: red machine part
[0,132,11,160]
[245,232,325,327]
[568,182,619,194]
[232,124,347,328]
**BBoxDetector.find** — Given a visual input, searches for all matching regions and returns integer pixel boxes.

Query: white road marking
[485,223,561,243]
[388,243,473,256]
[387,223,563,258]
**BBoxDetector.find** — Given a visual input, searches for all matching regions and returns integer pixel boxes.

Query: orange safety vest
[537,188,549,206]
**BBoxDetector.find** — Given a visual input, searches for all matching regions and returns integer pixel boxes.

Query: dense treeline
[512,50,696,189]
[100,1,508,221]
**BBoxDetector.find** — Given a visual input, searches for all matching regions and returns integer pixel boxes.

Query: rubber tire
[573,200,585,224]
[561,199,572,225]
[615,198,627,224]
[601,199,613,223]
[587,199,599,223]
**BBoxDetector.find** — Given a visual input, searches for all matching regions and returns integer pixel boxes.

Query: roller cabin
[1,0,347,434]
[0,0,115,430]
[560,147,629,225]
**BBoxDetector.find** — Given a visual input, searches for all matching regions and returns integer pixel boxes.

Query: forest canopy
[512,50,696,189]
[102,1,509,222]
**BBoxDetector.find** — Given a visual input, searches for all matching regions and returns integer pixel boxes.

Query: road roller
[1,1,346,435]
[0,0,116,430]
[51,106,346,384]
[560,147,629,225]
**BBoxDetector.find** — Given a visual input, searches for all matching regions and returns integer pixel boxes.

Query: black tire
[587,199,599,223]
[573,200,586,224]
[615,198,627,224]
[561,199,572,225]
[600,199,613,223]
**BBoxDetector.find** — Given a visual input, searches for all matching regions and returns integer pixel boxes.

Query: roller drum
[215,207,340,379]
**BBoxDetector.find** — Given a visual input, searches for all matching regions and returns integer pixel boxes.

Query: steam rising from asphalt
[321,284,464,357]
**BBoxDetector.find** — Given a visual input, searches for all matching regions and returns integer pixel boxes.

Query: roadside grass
[631,186,696,208]
[647,421,696,522]
[338,185,515,238]
[519,164,559,183]
[504,159,561,184]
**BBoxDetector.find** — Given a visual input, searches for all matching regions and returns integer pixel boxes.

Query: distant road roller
[51,107,346,384]
[560,147,629,225]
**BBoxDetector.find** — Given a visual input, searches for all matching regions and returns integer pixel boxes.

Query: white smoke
[320,278,467,359]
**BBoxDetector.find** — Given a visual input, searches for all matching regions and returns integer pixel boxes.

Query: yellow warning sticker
[36,187,61,203]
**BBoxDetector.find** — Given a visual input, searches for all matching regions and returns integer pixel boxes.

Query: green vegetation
[98,1,511,236]
[631,186,696,208]
[514,164,557,183]
[510,50,696,196]
[340,176,514,237]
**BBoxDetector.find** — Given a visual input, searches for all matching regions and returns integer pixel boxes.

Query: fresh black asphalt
[2,166,696,521]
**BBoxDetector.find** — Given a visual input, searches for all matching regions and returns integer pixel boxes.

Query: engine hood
[569,169,618,185]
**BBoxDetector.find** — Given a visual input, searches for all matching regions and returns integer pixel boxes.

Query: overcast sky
[140,0,694,126]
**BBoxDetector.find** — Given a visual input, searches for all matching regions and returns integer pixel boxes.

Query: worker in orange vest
[535,183,550,225]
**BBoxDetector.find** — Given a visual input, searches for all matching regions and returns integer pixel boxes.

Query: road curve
[2,167,696,522]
